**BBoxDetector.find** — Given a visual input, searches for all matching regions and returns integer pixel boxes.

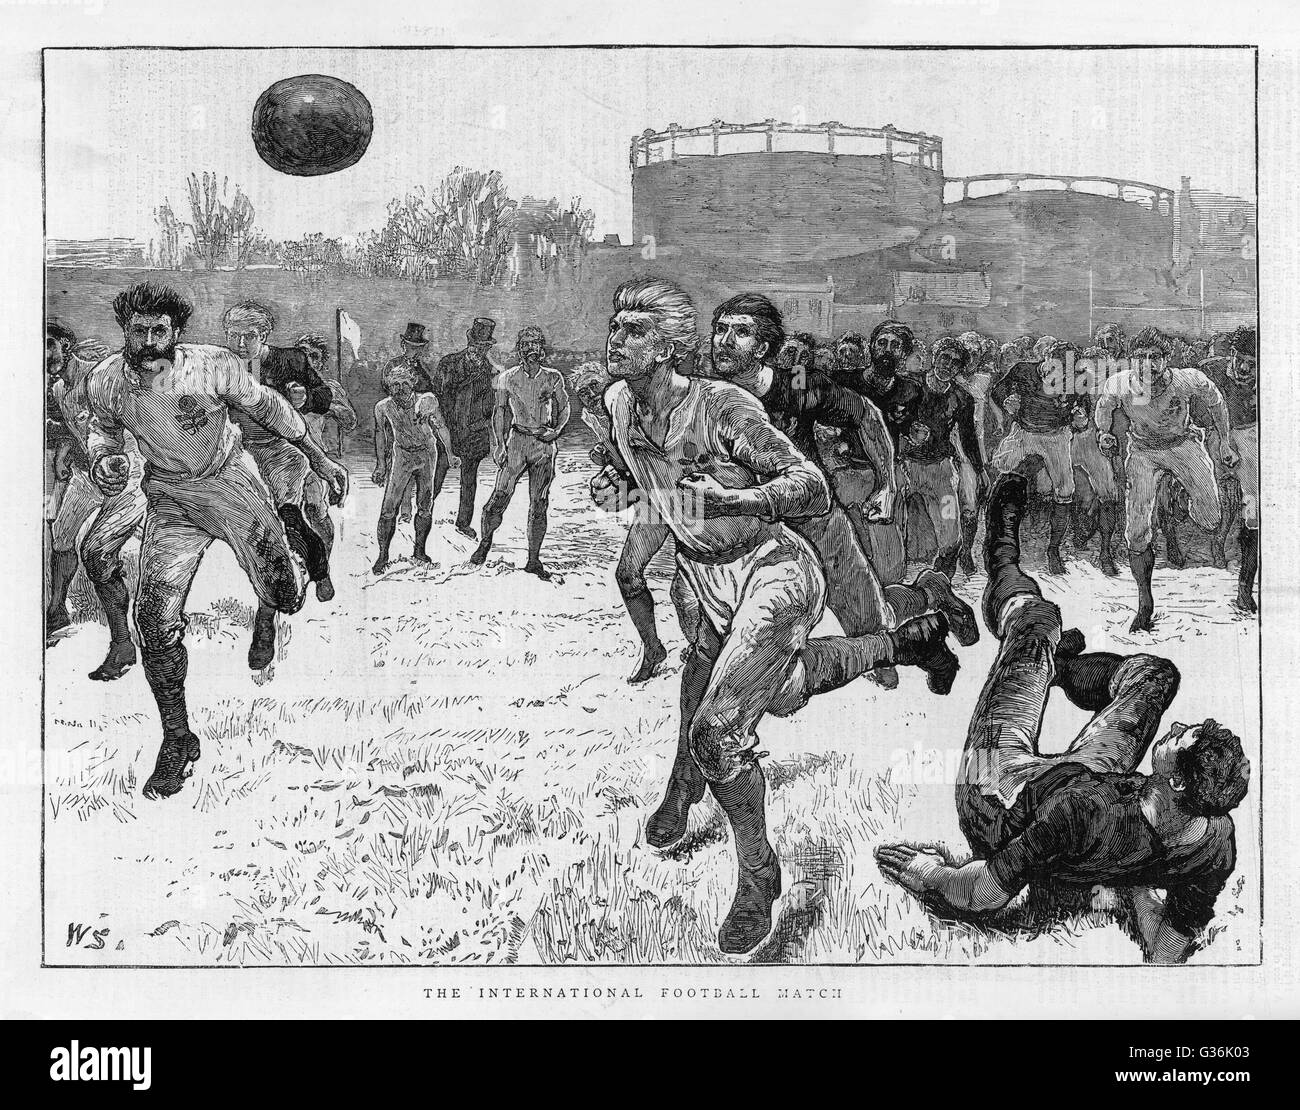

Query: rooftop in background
[631,119,943,172]
[46,239,147,268]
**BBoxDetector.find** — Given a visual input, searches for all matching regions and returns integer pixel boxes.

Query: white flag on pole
[339,310,363,358]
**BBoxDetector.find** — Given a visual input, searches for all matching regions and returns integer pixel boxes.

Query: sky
[44,47,1256,246]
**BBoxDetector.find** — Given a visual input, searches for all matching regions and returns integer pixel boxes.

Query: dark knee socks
[709,766,775,873]
[622,583,663,654]
[413,512,432,558]
[1130,545,1155,616]
[143,642,189,737]
[527,501,549,563]
[1097,500,1118,555]
[48,549,79,615]
[376,515,397,562]
[1239,525,1259,591]
[93,576,133,645]
[1049,500,1071,553]
[799,634,892,695]
[1053,651,1126,712]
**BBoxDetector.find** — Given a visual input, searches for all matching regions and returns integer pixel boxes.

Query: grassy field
[44,444,1261,965]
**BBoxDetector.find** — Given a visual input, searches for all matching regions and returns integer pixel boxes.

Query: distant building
[1176,176,1256,262]
[46,238,147,267]
[626,118,1256,338]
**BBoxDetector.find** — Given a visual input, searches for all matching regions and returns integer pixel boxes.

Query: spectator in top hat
[433,317,500,539]
[384,322,436,394]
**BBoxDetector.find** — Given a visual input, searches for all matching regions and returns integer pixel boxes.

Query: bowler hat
[467,318,497,346]
[400,323,429,347]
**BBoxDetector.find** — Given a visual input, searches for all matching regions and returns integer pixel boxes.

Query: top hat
[400,323,429,347]
[466,318,497,346]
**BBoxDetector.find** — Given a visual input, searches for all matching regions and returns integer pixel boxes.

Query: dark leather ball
[252,74,373,177]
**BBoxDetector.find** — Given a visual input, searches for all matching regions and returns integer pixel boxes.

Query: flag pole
[336,308,343,382]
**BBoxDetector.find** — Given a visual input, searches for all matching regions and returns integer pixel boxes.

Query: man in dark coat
[432,317,499,539]
[383,322,436,394]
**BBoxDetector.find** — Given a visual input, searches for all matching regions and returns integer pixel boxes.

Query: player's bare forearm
[1210,401,1231,446]
[550,386,571,440]
[1146,922,1194,964]
[87,418,126,470]
[1094,393,1117,435]
[492,400,510,451]
[931,860,1013,913]
[1128,888,1193,963]
[294,432,332,474]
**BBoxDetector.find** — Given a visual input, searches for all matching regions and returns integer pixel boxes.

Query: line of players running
[41,279,1251,958]
[575,317,1258,680]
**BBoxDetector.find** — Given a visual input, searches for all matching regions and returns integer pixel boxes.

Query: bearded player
[470,325,570,579]
[710,293,977,694]
[86,282,347,800]
[593,277,960,955]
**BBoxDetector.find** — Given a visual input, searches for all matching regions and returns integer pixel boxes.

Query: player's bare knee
[1119,653,1181,702]
[134,595,184,651]
[688,717,747,783]
[266,560,307,615]
[79,544,116,585]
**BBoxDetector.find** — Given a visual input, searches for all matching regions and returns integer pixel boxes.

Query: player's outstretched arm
[219,349,308,443]
[491,389,511,464]
[875,844,1015,914]
[296,431,349,503]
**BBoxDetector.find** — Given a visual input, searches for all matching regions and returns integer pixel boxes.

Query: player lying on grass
[876,473,1249,964]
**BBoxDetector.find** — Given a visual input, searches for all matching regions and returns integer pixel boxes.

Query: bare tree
[514,195,596,280]
[152,200,187,270]
[227,187,258,270]
[184,172,259,270]
[379,167,518,285]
